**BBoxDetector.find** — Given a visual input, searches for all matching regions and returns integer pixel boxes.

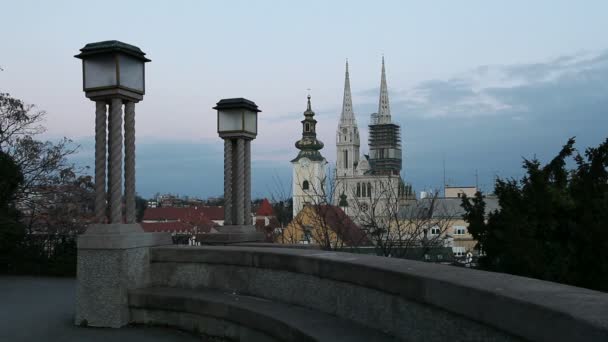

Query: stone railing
[133,245,608,341]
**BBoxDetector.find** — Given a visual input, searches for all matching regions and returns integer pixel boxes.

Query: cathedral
[292,57,412,219]
[335,57,411,218]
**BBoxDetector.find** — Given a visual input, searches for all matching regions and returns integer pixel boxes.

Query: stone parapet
[149,246,608,342]
[75,224,171,328]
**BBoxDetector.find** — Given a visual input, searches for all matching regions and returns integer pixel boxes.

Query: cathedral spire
[340,59,356,126]
[377,55,391,123]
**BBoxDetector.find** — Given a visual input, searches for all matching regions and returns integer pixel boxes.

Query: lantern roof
[75,40,151,62]
[213,98,261,113]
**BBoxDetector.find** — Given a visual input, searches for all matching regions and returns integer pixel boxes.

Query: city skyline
[2,0,607,198]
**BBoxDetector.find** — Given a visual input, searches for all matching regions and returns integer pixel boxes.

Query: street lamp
[209,98,263,242]
[215,98,260,138]
[75,40,150,101]
[75,40,150,225]
[74,41,172,329]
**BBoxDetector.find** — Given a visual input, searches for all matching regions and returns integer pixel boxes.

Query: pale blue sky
[2,1,607,198]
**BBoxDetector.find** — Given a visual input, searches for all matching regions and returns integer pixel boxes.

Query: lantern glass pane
[118,54,144,92]
[244,111,257,134]
[218,111,242,132]
[84,55,117,90]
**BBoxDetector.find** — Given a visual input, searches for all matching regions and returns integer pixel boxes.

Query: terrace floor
[0,276,201,342]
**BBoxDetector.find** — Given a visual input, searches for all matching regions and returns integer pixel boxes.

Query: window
[302,180,309,190]
[305,123,310,132]
[344,150,348,169]
[360,203,369,212]
[454,226,467,235]
[452,247,466,257]
[367,182,372,198]
[430,226,441,235]
[302,225,313,244]
[356,183,361,197]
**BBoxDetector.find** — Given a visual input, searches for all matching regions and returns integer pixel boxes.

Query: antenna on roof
[442,154,446,196]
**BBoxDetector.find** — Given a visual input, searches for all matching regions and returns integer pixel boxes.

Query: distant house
[142,206,219,245]
[399,189,500,260]
[280,205,371,248]
[254,198,281,242]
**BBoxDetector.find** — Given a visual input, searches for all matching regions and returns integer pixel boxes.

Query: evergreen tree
[462,138,608,291]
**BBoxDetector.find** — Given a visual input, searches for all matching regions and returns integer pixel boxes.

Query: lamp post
[74,41,170,329]
[75,40,150,225]
[206,98,263,243]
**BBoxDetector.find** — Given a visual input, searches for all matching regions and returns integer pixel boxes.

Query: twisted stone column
[124,102,136,224]
[94,101,107,223]
[108,98,123,224]
[235,138,245,225]
[244,139,251,225]
[223,139,233,225]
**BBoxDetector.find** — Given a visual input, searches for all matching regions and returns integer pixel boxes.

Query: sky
[1,0,607,199]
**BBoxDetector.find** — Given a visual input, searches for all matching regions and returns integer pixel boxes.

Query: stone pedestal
[75,224,171,328]
[198,225,263,244]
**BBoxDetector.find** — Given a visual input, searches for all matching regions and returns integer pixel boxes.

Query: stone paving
[0,276,201,341]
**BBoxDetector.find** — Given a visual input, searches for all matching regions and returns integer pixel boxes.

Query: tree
[0,151,26,273]
[135,195,148,222]
[462,137,608,291]
[0,93,84,233]
[0,93,89,276]
[267,172,293,238]
[348,178,454,259]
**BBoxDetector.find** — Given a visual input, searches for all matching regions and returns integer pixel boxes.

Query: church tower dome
[292,95,325,162]
[291,95,327,217]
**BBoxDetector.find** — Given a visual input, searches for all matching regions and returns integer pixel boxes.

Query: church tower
[368,57,402,175]
[336,60,361,178]
[291,95,327,217]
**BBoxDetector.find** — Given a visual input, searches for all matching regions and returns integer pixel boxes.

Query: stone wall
[147,245,608,342]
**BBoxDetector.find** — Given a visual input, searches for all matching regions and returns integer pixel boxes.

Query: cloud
[373,50,608,119]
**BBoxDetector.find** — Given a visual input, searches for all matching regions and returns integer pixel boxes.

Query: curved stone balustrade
[131,245,608,341]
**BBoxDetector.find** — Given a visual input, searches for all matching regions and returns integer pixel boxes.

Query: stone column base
[197,225,264,244]
[75,223,172,328]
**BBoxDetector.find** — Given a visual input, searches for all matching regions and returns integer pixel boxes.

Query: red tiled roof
[306,205,372,246]
[256,198,274,216]
[143,206,224,222]
[142,207,216,233]
[198,206,225,221]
